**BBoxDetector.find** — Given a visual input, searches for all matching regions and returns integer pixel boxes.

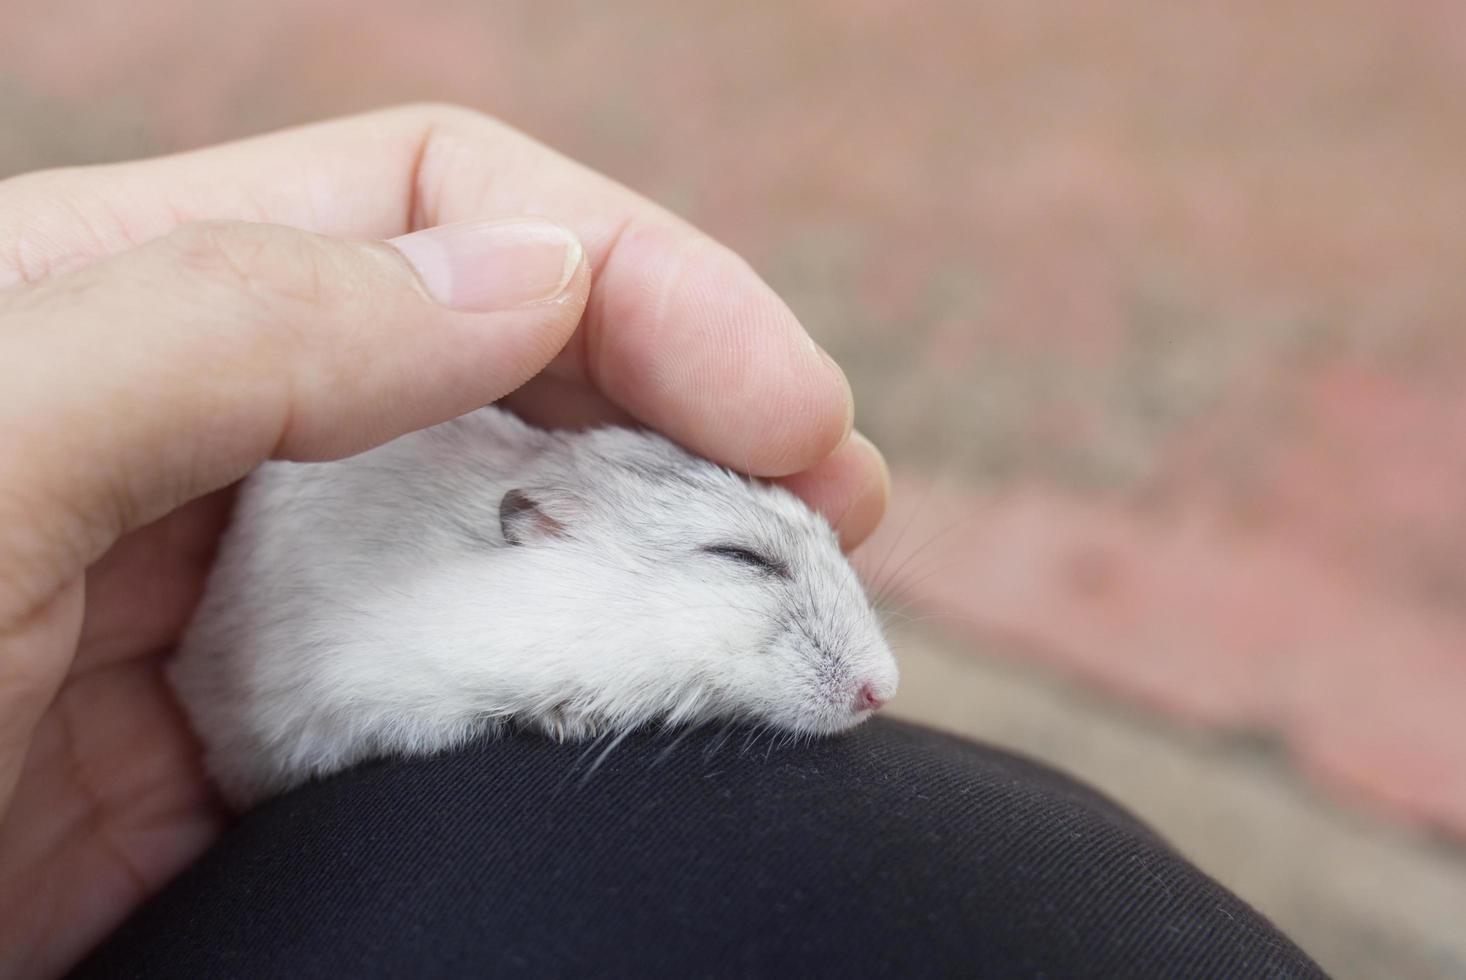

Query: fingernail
[837,431,890,551]
[390,218,582,312]
[849,430,890,504]
[816,343,856,443]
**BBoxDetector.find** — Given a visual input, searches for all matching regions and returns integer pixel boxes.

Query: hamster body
[169,406,898,807]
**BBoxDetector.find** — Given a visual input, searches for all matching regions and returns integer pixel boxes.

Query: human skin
[0,104,889,979]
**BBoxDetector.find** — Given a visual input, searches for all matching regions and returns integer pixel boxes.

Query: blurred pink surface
[4,0,1465,832]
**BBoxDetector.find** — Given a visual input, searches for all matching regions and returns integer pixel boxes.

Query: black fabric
[74,718,1326,979]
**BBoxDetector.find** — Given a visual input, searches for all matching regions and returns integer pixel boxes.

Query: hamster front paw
[534,702,607,742]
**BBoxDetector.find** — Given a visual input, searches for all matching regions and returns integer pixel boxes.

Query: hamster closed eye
[167,405,899,808]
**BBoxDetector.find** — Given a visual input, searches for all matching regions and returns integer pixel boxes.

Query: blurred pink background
[5,1,1466,837]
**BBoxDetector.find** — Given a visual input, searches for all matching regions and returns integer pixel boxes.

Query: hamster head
[442,422,899,738]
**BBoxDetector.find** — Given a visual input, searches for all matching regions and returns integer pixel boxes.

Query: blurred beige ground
[888,622,1466,979]
[4,0,1466,975]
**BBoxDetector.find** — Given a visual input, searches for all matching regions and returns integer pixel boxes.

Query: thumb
[0,217,589,620]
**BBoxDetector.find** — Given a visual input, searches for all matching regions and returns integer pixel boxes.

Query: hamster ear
[500,489,568,545]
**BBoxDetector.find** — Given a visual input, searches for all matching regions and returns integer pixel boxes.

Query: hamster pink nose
[855,683,889,713]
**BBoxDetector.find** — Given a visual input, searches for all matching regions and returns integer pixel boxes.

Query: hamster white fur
[169,406,899,808]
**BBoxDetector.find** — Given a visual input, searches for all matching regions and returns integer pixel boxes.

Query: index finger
[0,103,860,480]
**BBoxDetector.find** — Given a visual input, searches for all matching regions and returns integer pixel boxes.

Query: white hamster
[169,406,899,808]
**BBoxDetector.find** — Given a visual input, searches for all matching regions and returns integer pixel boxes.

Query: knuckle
[396,100,502,131]
[0,169,118,286]
[163,221,332,313]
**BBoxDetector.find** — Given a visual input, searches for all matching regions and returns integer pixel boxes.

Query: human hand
[0,104,889,978]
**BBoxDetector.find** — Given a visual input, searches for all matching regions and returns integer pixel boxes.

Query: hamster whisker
[577,725,637,787]
[702,720,736,762]
[651,723,700,768]
[873,554,973,614]
[867,493,1004,608]
[879,607,922,629]
[862,472,938,607]
[571,727,615,767]
[548,728,608,795]
[739,723,774,758]
[765,728,792,761]
[883,608,992,632]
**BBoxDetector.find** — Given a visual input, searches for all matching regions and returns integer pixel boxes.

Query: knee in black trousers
[75,718,1325,979]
